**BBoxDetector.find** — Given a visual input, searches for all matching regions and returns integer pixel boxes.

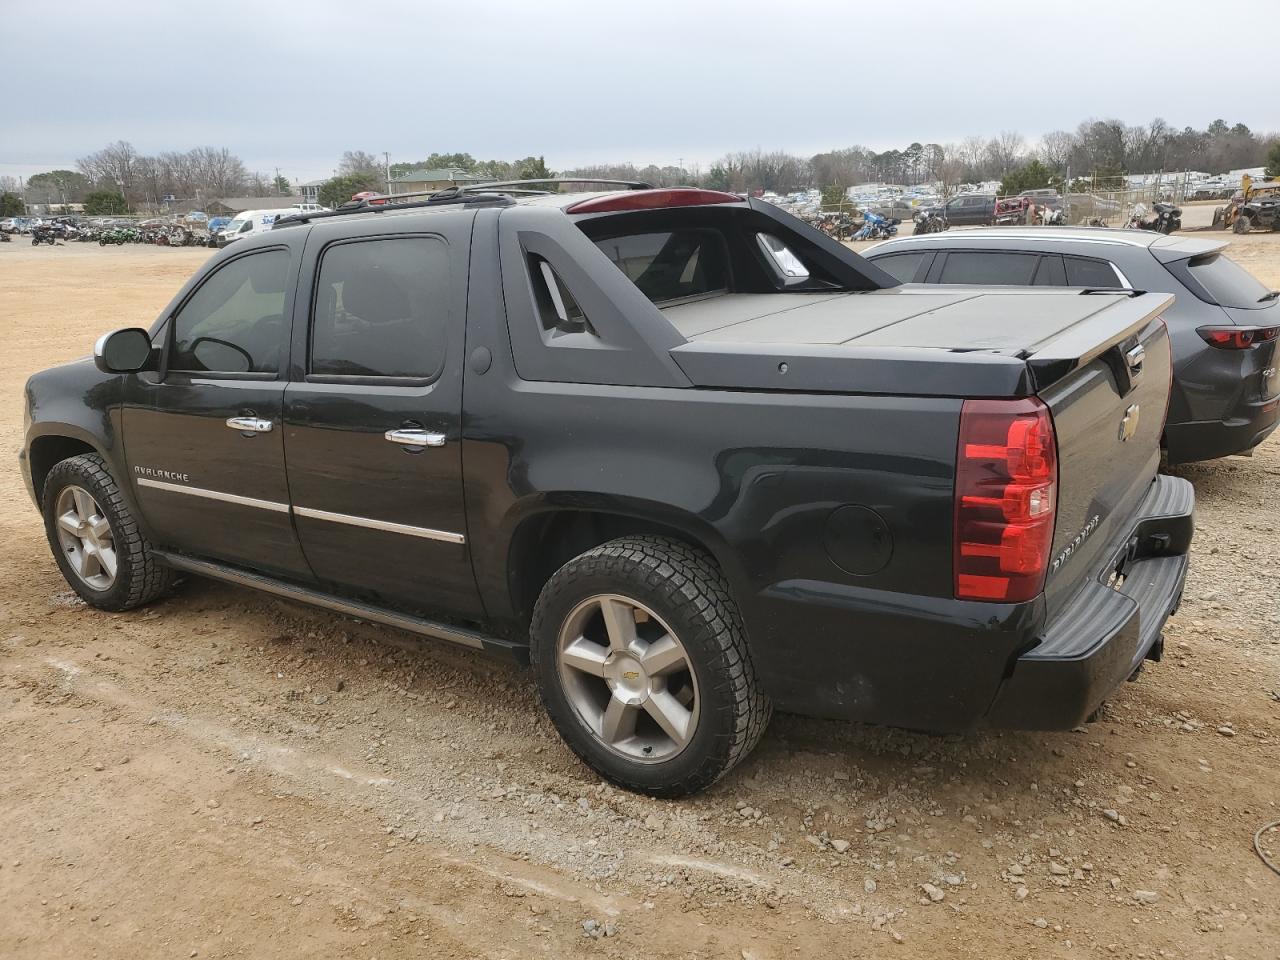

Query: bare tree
[1037,130,1074,174]
[984,131,1026,177]
[77,140,140,201]
[339,150,382,177]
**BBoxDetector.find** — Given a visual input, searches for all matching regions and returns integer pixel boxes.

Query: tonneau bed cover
[664,288,1172,398]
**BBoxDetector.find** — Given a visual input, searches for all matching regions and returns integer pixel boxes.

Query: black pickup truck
[21,183,1193,796]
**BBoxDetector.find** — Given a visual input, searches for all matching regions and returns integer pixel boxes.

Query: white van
[216,205,329,247]
[216,209,288,247]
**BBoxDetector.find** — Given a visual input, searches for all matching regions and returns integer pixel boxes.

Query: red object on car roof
[566,188,743,215]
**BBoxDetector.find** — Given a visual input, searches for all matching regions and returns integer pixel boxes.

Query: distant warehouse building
[387,167,493,196]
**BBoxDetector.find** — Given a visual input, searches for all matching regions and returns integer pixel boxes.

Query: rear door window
[1184,253,1276,309]
[1064,256,1121,288]
[310,237,449,379]
[593,229,729,303]
[938,251,1039,285]
[872,251,930,283]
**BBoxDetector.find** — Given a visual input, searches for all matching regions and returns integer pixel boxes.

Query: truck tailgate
[1030,298,1175,617]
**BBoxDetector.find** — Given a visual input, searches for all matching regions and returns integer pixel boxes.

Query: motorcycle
[31,225,59,246]
[913,208,948,235]
[1037,207,1066,226]
[852,211,900,241]
[1126,202,1181,234]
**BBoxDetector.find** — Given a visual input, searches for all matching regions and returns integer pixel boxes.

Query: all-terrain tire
[42,453,172,611]
[530,536,771,798]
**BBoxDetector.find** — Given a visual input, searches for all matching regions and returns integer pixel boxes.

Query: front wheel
[531,536,771,797]
[1234,215,1252,234]
[42,454,172,611]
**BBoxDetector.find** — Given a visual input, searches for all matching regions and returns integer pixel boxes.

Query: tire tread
[531,535,771,797]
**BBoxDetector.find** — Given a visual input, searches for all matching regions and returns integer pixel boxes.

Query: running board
[156,552,528,662]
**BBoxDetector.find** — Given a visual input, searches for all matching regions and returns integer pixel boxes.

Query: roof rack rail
[272,189,515,227]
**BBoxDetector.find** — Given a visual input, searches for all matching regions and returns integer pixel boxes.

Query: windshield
[1186,254,1275,310]
[224,218,248,234]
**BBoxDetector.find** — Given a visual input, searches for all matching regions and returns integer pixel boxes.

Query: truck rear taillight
[1196,325,1280,349]
[954,398,1058,603]
[565,189,743,215]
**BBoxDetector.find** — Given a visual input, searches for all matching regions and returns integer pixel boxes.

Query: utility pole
[275,166,283,195]
[384,151,391,194]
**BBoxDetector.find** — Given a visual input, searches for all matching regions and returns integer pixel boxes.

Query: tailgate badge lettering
[1118,404,1140,442]
[1051,514,1101,574]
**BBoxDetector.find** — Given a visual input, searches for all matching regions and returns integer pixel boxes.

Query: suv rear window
[593,229,728,303]
[1185,254,1275,310]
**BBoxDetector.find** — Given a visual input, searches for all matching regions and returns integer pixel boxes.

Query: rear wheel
[42,454,171,611]
[531,536,771,797]
[1234,214,1252,234]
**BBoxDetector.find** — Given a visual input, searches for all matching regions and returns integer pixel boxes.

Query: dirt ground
[1,232,1278,960]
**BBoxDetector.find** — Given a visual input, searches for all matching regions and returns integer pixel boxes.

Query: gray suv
[866,228,1280,464]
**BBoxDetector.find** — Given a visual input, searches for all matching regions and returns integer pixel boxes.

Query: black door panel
[283,220,483,621]
[125,376,310,578]
[122,243,312,580]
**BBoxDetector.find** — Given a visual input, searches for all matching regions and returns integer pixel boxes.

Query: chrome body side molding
[136,477,290,514]
[134,478,466,544]
[292,505,466,544]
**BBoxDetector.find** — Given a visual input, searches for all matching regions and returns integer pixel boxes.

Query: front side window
[938,251,1039,286]
[170,249,290,373]
[594,229,729,304]
[310,236,449,379]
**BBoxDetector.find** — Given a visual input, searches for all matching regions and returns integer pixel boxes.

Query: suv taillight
[954,397,1058,602]
[1196,325,1280,350]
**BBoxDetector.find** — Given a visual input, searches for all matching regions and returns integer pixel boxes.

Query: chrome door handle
[384,429,446,447]
[225,416,273,433]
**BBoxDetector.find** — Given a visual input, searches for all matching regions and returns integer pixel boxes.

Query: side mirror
[94,327,154,374]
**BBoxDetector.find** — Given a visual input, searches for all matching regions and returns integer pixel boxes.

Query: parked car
[21,187,1192,796]
[865,228,1280,464]
[932,193,996,226]
[1018,189,1062,209]
[0,217,18,233]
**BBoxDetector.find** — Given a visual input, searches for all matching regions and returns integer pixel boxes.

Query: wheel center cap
[603,653,648,704]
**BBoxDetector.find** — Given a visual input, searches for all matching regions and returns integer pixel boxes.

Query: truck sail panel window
[530,256,591,335]
[593,229,729,304]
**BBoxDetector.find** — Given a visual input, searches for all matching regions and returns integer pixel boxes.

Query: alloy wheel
[555,594,700,762]
[54,485,117,591]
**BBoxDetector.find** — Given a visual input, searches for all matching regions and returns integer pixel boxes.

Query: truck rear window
[1185,254,1275,310]
[593,229,729,303]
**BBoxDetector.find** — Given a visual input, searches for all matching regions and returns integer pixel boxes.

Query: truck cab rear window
[593,229,728,304]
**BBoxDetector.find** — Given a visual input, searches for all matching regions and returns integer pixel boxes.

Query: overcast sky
[4,0,1277,184]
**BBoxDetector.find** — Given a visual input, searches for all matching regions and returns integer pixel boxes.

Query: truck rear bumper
[749,475,1193,732]
[983,475,1194,729]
